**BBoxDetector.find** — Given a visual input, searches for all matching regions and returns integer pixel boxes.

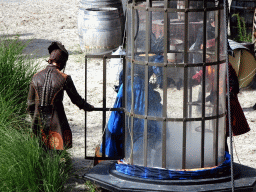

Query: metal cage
[123,0,226,170]
[84,0,227,170]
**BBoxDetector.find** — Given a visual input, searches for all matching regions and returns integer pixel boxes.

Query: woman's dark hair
[47,42,69,70]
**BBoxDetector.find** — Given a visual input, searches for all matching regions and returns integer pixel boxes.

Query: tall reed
[0,37,38,114]
[0,36,72,192]
[232,13,252,43]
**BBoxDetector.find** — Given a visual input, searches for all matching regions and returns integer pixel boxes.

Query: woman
[27,41,94,150]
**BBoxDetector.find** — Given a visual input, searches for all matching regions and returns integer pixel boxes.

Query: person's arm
[64,76,94,111]
[27,82,36,117]
[193,27,203,50]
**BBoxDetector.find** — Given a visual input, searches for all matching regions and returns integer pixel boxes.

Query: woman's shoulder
[55,69,69,79]
[57,69,68,79]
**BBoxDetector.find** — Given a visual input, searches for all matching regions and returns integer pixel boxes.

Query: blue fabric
[101,75,162,156]
[101,84,124,157]
[125,75,162,157]
[101,57,164,157]
[116,152,231,180]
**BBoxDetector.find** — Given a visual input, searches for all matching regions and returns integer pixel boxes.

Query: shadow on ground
[0,33,51,58]
[0,33,83,60]
[242,107,255,112]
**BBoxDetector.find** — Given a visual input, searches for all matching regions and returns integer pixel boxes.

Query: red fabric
[226,94,250,136]
[206,38,215,49]
[192,66,215,84]
[226,64,250,136]
[192,70,203,83]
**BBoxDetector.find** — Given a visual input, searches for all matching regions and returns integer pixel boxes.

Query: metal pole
[143,0,150,167]
[200,0,207,168]
[85,55,87,158]
[162,0,168,169]
[225,0,235,191]
[102,56,107,158]
[130,1,135,164]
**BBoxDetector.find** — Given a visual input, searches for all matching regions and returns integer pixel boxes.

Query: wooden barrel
[78,0,124,54]
[230,0,256,41]
[79,0,123,9]
[78,7,122,55]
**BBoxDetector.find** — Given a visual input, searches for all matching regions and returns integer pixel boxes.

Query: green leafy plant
[85,180,105,192]
[232,13,252,43]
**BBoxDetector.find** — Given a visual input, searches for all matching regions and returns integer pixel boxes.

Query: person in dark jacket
[27,41,94,150]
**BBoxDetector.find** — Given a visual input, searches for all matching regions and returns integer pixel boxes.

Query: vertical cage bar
[224,0,229,159]
[214,6,221,166]
[143,0,151,167]
[201,0,207,168]
[161,0,168,169]
[182,0,189,169]
[102,56,107,158]
[122,55,126,158]
[125,7,129,162]
[188,0,192,119]
[84,55,88,158]
[188,83,193,119]
[130,3,136,165]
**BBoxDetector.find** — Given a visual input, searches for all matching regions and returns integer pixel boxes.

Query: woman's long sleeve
[27,82,36,116]
[64,76,93,111]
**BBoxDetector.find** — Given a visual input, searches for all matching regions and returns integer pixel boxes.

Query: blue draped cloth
[101,84,124,157]
[101,55,163,157]
[101,76,162,157]
[115,152,231,180]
